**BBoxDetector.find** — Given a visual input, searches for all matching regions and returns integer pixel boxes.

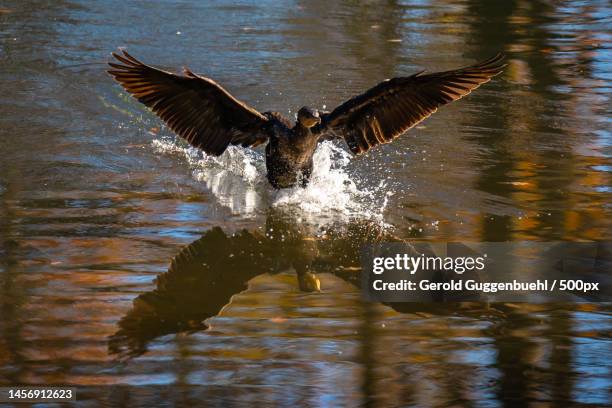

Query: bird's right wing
[108,49,270,156]
[317,54,505,154]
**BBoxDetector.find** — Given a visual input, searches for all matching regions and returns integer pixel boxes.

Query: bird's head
[297,106,321,128]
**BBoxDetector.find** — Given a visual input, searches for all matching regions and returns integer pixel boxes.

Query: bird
[108,50,505,189]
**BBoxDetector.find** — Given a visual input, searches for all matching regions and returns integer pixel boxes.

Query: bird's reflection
[109,211,482,358]
[108,211,392,357]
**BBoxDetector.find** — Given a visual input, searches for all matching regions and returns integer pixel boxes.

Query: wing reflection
[109,227,271,357]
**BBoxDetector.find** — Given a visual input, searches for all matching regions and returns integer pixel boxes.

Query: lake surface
[0,0,610,406]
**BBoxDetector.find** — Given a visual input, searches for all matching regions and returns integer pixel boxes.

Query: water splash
[273,142,380,216]
[151,137,390,224]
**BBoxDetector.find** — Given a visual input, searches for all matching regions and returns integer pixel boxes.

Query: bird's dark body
[263,112,318,189]
[108,50,505,190]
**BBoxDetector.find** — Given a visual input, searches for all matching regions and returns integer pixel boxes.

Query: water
[0,0,610,406]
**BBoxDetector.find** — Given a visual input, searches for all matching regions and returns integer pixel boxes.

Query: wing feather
[318,54,506,154]
[108,49,269,156]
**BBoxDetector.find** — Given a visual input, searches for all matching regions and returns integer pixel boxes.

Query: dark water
[0,0,610,406]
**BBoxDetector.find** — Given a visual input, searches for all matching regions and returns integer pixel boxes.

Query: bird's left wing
[108,49,270,156]
[316,54,505,154]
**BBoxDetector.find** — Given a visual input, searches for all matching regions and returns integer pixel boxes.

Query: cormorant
[108,50,505,189]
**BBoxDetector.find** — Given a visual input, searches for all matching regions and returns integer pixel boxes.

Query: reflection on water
[109,212,611,406]
[0,0,610,406]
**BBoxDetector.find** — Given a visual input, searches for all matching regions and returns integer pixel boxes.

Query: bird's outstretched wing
[316,54,506,154]
[108,49,270,156]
